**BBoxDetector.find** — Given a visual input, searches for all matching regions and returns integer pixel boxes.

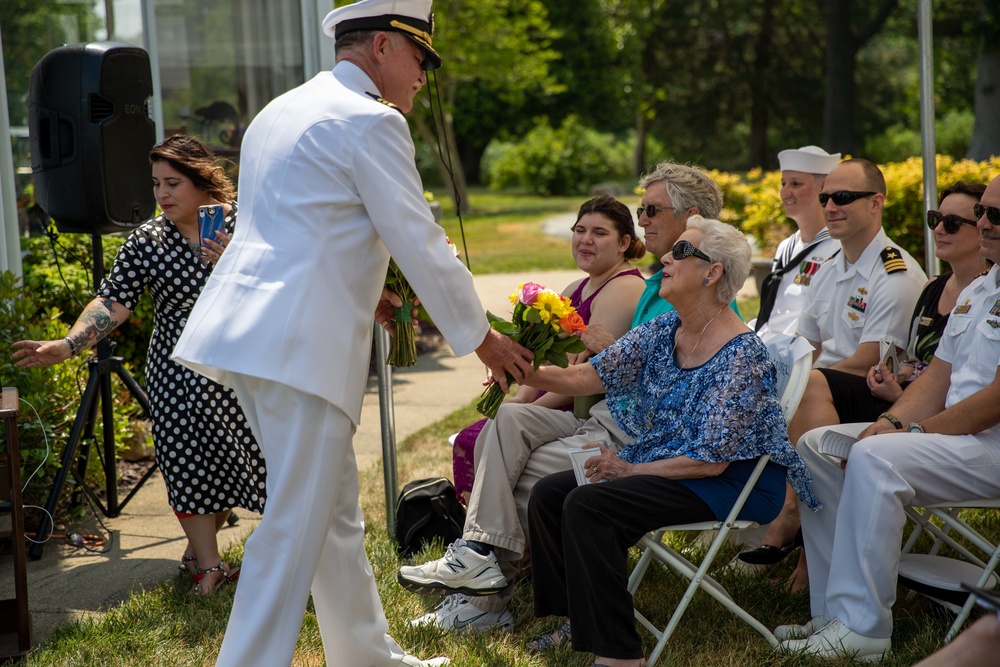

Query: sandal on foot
[525,620,571,651]
[192,562,231,595]
[225,565,241,584]
[737,529,802,565]
[178,555,197,575]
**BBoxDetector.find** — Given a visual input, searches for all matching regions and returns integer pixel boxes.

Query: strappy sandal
[178,555,197,576]
[192,562,235,595]
[525,619,571,651]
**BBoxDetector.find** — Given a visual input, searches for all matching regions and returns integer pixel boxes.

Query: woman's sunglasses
[974,203,1000,226]
[818,190,877,207]
[671,239,714,263]
[927,210,977,234]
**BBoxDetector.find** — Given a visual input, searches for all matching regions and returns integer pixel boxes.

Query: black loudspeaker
[29,42,156,234]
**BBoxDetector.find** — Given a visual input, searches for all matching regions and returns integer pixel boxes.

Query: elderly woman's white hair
[685,216,751,303]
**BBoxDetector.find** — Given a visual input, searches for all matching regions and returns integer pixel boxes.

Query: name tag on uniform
[954,299,972,314]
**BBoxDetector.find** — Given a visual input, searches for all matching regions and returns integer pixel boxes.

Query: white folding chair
[898,499,1000,642]
[626,334,812,666]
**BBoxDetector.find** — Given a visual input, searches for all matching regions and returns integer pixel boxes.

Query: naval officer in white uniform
[172,1,532,665]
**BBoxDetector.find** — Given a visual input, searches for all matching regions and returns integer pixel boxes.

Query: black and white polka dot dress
[99,203,266,515]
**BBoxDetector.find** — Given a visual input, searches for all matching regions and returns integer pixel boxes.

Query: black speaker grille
[89,93,114,122]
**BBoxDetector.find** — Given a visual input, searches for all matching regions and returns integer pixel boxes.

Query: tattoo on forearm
[72,299,121,351]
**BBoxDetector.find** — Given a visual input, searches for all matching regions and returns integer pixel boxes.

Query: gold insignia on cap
[390,20,433,48]
[880,246,907,274]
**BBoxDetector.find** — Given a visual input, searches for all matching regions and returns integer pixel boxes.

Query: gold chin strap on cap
[390,19,433,48]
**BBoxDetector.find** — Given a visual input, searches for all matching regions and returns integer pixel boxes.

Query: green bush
[864,109,976,164]
[482,115,633,195]
[717,155,1000,264]
[0,271,141,518]
[20,233,154,383]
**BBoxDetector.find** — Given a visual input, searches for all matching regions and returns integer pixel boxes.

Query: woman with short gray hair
[518,218,815,666]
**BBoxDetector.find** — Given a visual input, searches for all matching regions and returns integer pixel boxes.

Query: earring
[703,278,710,285]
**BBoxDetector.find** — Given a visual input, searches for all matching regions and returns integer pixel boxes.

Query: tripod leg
[108,362,157,514]
[99,368,119,516]
[27,365,100,560]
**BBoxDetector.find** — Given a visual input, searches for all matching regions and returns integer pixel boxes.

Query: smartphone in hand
[198,205,226,246]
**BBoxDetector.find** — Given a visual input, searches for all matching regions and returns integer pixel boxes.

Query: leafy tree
[1,0,103,127]
[969,0,1000,159]
[409,0,563,210]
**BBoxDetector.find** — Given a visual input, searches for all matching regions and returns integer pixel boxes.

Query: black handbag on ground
[393,477,466,557]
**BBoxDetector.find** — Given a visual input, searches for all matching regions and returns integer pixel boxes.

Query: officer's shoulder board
[365,92,401,113]
[880,246,908,274]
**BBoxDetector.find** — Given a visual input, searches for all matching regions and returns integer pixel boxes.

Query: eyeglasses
[636,203,678,219]
[671,239,714,263]
[818,190,878,207]
[974,203,1000,226]
[927,210,977,234]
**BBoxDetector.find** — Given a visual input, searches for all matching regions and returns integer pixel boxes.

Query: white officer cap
[777,145,841,175]
[323,0,441,71]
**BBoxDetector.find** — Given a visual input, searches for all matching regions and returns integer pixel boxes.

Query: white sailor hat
[777,145,841,175]
[323,0,441,71]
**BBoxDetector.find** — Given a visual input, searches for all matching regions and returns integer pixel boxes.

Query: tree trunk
[748,0,775,167]
[822,0,857,154]
[969,48,1000,161]
[634,108,647,178]
[412,113,470,213]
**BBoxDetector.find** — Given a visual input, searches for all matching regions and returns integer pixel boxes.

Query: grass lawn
[435,189,635,274]
[18,399,995,666]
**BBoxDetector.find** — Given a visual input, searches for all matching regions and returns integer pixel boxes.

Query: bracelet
[64,336,78,357]
[877,411,903,429]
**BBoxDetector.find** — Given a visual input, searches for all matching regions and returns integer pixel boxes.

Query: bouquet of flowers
[384,237,461,367]
[476,282,588,419]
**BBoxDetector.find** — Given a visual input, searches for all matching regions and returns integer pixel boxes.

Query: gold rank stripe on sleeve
[880,246,908,274]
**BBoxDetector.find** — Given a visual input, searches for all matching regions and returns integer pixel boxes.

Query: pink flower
[518,282,545,306]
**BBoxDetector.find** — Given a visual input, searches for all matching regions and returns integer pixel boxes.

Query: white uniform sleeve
[353,112,489,357]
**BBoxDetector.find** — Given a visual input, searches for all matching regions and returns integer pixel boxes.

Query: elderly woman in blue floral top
[521,217,817,667]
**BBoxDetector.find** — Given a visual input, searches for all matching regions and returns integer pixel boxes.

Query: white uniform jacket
[172,61,489,425]
[796,228,926,368]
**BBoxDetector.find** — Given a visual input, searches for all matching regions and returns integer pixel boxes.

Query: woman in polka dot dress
[12,135,266,594]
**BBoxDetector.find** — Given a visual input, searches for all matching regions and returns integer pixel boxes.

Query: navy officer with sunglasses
[740,158,927,588]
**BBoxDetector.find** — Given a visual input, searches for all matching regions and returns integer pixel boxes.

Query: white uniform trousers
[218,374,406,667]
[798,423,1000,639]
[462,401,632,613]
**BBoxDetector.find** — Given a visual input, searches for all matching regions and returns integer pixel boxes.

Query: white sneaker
[780,618,890,662]
[410,593,514,634]
[400,656,450,667]
[398,540,508,596]
[774,615,830,640]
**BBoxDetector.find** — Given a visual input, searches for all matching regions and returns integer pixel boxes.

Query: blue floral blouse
[590,312,819,512]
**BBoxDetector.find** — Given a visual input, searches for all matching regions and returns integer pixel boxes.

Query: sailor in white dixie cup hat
[751,145,842,338]
[171,0,533,665]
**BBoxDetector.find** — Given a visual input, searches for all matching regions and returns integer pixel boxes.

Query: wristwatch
[908,422,924,433]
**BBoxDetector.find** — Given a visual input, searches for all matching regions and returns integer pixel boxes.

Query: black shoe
[737,529,802,565]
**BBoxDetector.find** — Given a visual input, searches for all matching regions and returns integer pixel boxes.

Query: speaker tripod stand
[28,235,156,560]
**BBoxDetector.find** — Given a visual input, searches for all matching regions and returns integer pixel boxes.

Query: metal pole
[917,0,940,275]
[0,28,22,279]
[374,328,399,533]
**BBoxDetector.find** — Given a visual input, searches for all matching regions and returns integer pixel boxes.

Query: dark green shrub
[20,233,154,383]
[1,270,148,524]
[482,115,633,195]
